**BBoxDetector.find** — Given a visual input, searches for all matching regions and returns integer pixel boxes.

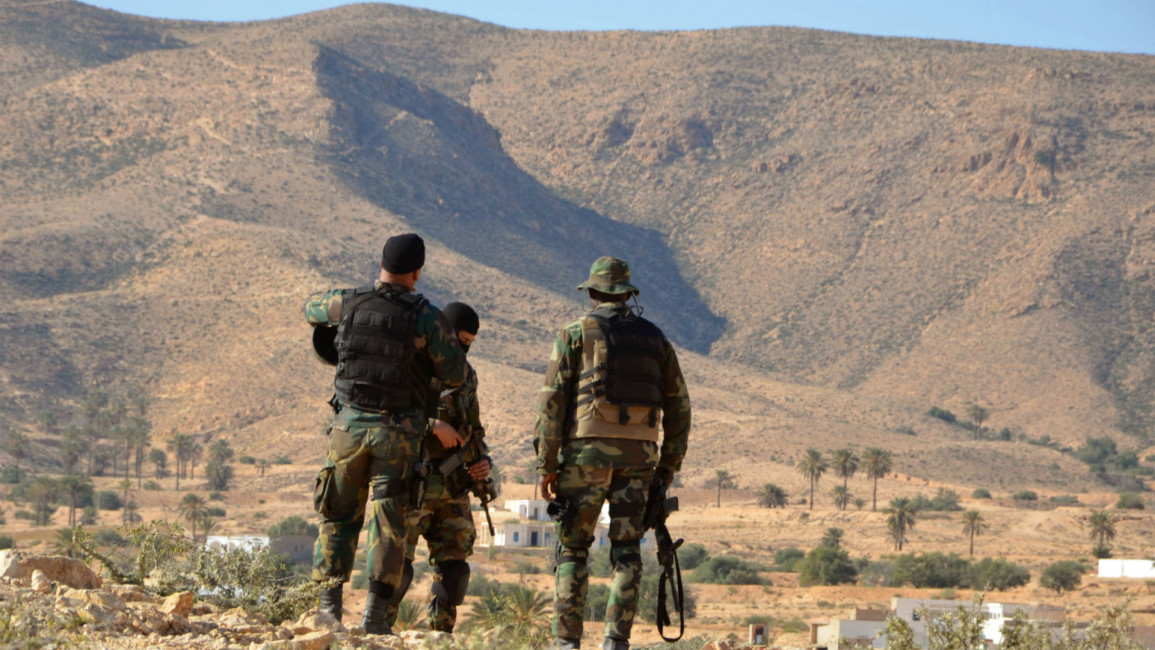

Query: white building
[203,534,314,564]
[1098,559,1155,579]
[477,498,655,550]
[808,598,1064,649]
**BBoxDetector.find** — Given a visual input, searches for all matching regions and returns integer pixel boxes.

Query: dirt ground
[4,467,1155,648]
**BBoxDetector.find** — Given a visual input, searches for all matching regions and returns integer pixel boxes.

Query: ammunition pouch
[313,466,338,517]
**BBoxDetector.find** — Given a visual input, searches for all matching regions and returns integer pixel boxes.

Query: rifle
[437,430,496,537]
[643,476,685,642]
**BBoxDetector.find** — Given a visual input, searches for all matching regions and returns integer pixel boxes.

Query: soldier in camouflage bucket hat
[535,256,691,650]
[576,256,640,296]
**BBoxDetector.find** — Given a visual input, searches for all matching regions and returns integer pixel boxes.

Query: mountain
[1,0,1154,491]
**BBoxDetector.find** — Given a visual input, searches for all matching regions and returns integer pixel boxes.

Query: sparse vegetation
[688,555,768,585]
[1040,560,1086,594]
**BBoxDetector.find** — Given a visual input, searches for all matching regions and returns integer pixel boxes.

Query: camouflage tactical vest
[573,309,665,442]
[333,285,433,414]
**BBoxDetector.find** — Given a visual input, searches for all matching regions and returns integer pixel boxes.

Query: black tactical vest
[575,309,665,434]
[332,285,433,413]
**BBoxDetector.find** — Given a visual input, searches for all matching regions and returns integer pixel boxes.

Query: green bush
[796,546,857,587]
[892,552,971,589]
[205,506,226,517]
[1039,560,1084,594]
[1049,495,1081,506]
[585,582,610,620]
[1012,490,1038,501]
[143,480,162,491]
[859,559,897,587]
[636,574,696,623]
[0,535,13,550]
[95,491,122,510]
[969,557,1030,591]
[678,543,709,570]
[94,529,126,548]
[926,407,957,423]
[465,571,503,597]
[0,467,21,484]
[773,546,806,572]
[688,555,767,585]
[238,456,256,465]
[273,456,292,465]
[971,488,992,499]
[267,515,319,539]
[1116,492,1145,510]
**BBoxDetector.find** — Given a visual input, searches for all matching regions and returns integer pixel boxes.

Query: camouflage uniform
[386,362,486,631]
[306,281,465,604]
[535,258,691,648]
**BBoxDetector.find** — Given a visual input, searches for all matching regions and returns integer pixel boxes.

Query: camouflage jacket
[534,301,691,475]
[304,281,466,429]
[429,361,487,460]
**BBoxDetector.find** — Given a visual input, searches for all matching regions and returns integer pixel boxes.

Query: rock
[60,587,124,610]
[162,591,196,617]
[0,550,101,589]
[31,569,52,593]
[108,583,159,604]
[287,608,344,634]
[291,630,333,650]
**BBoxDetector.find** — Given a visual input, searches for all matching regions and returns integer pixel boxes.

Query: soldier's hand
[467,458,491,480]
[430,420,463,448]
[541,472,558,502]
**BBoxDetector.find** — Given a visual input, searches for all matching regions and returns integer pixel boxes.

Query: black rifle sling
[655,523,685,642]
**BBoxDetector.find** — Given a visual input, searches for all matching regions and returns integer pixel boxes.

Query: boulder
[0,551,101,589]
[31,569,51,593]
[287,608,344,635]
[161,591,195,617]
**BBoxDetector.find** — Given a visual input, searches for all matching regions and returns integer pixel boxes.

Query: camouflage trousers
[385,471,476,630]
[311,418,423,594]
[552,464,651,641]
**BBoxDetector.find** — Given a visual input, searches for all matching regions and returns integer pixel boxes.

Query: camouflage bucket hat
[576,256,639,296]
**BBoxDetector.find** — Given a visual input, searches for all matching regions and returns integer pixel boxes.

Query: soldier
[385,301,492,632]
[305,233,466,635]
[535,257,692,650]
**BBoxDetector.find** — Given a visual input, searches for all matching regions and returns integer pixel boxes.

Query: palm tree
[179,493,207,541]
[756,483,788,509]
[831,485,851,511]
[150,448,168,479]
[118,479,134,524]
[884,497,918,551]
[256,458,269,478]
[862,447,893,511]
[58,474,94,527]
[967,404,990,440]
[821,527,844,549]
[832,447,859,494]
[961,510,986,557]
[188,441,203,480]
[123,500,139,525]
[167,432,195,489]
[5,430,30,479]
[53,526,84,558]
[711,469,737,507]
[126,416,151,488]
[1087,510,1117,555]
[797,448,828,510]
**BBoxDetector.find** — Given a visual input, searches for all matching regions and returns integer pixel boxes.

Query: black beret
[381,233,425,274]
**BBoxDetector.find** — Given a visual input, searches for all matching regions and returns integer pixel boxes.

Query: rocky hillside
[1,1,1154,491]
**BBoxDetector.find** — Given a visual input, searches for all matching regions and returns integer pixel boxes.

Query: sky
[84,1,1155,55]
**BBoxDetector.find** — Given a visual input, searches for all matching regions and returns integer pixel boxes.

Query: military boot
[362,581,394,636]
[603,638,629,650]
[550,637,581,650]
[318,583,342,620]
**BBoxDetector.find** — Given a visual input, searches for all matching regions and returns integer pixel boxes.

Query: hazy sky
[84,1,1154,55]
